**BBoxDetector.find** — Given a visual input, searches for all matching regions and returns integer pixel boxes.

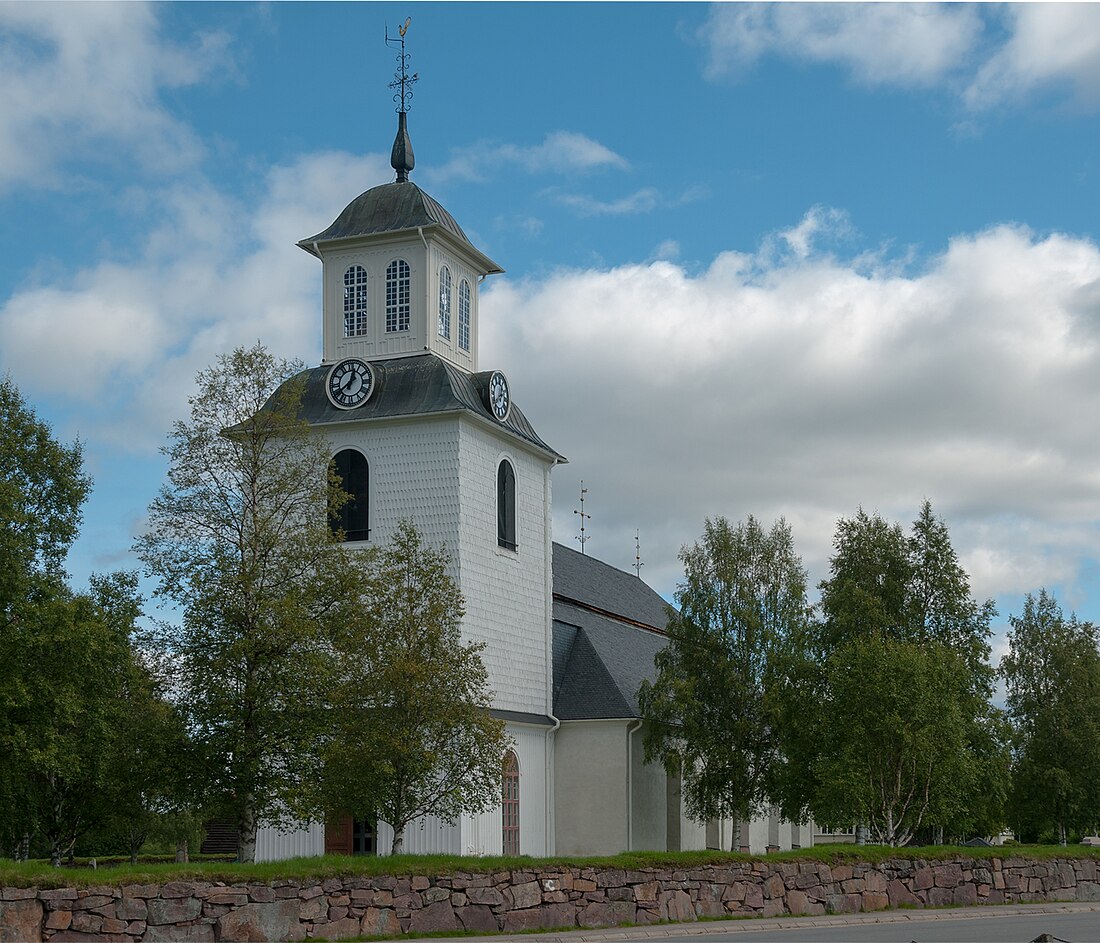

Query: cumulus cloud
[0,1,232,192]
[0,151,392,450]
[703,3,981,87]
[703,3,1100,111]
[429,131,628,184]
[965,4,1100,109]
[481,215,1100,605]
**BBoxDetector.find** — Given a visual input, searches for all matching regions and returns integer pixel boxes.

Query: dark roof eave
[296,224,504,275]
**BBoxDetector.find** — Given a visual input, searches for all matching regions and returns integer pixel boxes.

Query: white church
[247,74,812,863]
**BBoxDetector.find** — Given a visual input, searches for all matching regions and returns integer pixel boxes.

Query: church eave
[296,223,504,275]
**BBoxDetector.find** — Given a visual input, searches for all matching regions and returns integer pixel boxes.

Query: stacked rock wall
[2,856,1099,942]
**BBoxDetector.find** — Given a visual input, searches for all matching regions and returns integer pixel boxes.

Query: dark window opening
[497,460,516,551]
[352,819,377,855]
[331,449,369,541]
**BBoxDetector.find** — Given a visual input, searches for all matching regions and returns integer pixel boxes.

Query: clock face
[488,370,510,422]
[326,358,375,410]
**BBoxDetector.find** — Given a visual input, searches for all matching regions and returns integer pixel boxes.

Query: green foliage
[775,502,1007,844]
[0,375,91,613]
[1001,590,1100,844]
[97,656,198,864]
[812,636,991,846]
[135,344,364,861]
[0,378,176,864]
[638,516,808,835]
[818,502,996,678]
[306,522,508,854]
[0,572,144,865]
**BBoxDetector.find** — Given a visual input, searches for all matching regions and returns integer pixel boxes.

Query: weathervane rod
[385,17,419,114]
[574,481,591,555]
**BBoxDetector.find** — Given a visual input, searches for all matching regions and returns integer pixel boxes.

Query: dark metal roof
[267,353,563,462]
[551,543,674,721]
[297,182,502,273]
[552,543,671,631]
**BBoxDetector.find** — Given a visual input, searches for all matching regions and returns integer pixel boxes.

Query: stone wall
[3,856,1099,942]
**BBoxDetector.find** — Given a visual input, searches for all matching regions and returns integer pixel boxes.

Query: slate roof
[551,543,674,721]
[265,354,563,462]
[297,181,503,274]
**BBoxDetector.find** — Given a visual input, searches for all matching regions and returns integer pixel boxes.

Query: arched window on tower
[497,459,516,551]
[330,449,369,542]
[438,265,452,339]
[502,751,520,856]
[458,279,471,351]
[386,259,411,333]
[343,265,368,337]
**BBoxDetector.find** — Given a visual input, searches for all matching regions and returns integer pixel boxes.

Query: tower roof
[262,353,563,462]
[296,180,503,274]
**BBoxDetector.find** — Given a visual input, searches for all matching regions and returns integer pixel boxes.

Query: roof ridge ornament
[386,17,418,183]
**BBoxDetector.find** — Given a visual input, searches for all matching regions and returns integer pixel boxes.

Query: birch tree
[310,521,507,854]
[136,344,362,862]
[638,516,808,841]
[1002,590,1100,844]
[775,502,1007,844]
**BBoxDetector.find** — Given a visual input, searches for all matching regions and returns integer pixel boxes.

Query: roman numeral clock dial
[488,370,510,422]
[326,358,375,409]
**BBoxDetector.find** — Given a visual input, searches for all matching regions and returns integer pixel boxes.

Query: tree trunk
[50,836,62,869]
[1059,820,1067,847]
[175,839,189,863]
[238,807,257,863]
[391,824,405,856]
[19,833,29,862]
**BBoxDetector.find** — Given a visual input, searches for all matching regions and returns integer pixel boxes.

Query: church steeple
[297,17,502,371]
[387,18,417,183]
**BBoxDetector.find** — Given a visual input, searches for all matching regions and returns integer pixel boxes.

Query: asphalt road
[407,904,1100,943]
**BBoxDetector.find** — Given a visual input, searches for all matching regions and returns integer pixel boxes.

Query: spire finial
[386,18,418,182]
[633,530,644,578]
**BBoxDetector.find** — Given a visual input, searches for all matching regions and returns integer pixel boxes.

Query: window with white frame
[438,265,452,339]
[458,279,471,351]
[330,449,369,542]
[385,259,411,333]
[343,265,368,337]
[497,460,516,551]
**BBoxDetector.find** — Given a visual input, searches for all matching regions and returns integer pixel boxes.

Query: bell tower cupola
[297,20,502,373]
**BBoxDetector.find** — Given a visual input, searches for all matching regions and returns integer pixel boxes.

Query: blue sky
[3,3,1100,662]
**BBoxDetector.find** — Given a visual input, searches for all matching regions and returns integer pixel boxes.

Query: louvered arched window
[343,266,368,337]
[385,259,411,333]
[438,265,452,339]
[330,449,369,542]
[458,279,471,351]
[497,459,516,551]
[502,751,520,856]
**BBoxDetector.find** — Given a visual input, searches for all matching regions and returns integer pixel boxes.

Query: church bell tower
[287,22,565,858]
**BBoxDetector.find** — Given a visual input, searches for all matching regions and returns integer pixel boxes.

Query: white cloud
[965,4,1100,109]
[0,2,233,192]
[554,185,705,218]
[556,187,661,217]
[703,3,981,87]
[0,151,391,450]
[481,214,1100,606]
[703,3,1100,111]
[429,131,628,184]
